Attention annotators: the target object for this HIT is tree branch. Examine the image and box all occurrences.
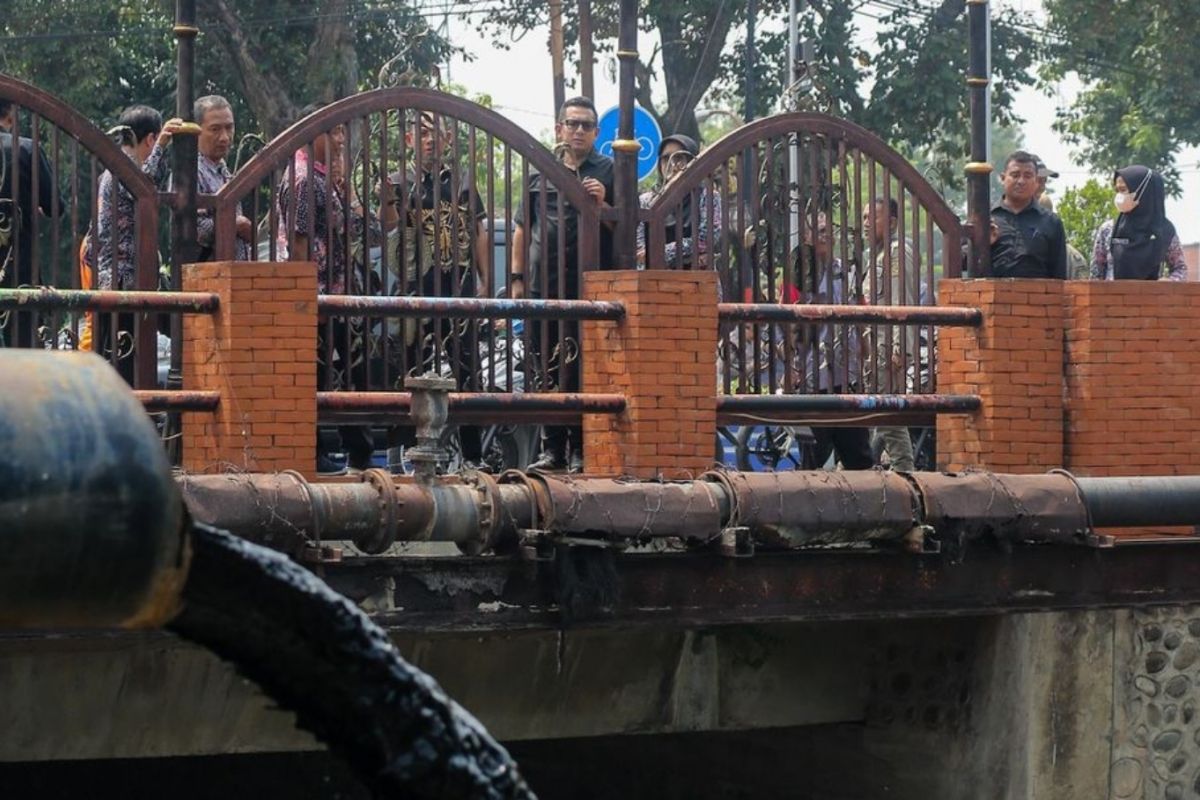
[200,0,298,135]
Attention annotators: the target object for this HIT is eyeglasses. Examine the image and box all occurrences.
[664,151,695,169]
[560,119,596,132]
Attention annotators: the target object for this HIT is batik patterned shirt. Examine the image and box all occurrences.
[275,150,381,294]
[1089,219,1187,281]
[90,141,171,290]
[197,153,250,261]
[636,186,722,268]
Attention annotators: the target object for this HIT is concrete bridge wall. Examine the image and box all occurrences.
[5,609,1200,798]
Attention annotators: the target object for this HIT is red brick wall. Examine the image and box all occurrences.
[1064,282,1200,478]
[937,279,1066,473]
[181,262,317,475]
[581,271,718,478]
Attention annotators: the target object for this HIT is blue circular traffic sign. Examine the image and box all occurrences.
[596,105,663,182]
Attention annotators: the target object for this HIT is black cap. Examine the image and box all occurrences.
[660,134,699,159]
[1034,156,1059,179]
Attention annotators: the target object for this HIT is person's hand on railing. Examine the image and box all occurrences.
[158,118,184,146]
[582,177,606,207]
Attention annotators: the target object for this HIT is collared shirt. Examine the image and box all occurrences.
[514,147,614,297]
[89,141,171,290]
[989,199,1067,279]
[1089,219,1187,282]
[388,165,485,296]
[275,150,381,295]
[196,153,250,261]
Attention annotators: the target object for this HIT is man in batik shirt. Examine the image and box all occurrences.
[194,95,251,261]
[83,105,180,382]
[277,103,390,472]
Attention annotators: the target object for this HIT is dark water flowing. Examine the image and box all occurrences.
[167,523,535,800]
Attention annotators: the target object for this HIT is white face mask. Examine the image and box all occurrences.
[1115,170,1153,214]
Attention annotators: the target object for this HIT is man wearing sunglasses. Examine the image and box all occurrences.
[513,96,614,473]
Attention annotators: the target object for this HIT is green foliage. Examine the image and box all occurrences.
[1055,177,1112,260]
[478,0,1042,194]
[0,0,448,137]
[1042,0,1197,194]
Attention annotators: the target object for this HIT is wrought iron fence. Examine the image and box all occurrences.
[643,113,967,402]
[211,88,604,409]
[0,75,165,387]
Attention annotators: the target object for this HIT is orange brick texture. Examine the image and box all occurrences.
[936,279,1066,473]
[1063,282,1200,479]
[581,271,719,478]
[181,262,318,476]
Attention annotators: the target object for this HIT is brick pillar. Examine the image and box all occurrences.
[936,279,1066,473]
[1064,283,1200,536]
[581,270,718,478]
[181,262,317,476]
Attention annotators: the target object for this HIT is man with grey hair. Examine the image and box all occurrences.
[194,95,251,260]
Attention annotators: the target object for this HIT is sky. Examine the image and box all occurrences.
[432,0,1198,243]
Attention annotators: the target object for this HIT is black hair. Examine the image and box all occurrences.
[1003,150,1038,172]
[118,105,163,145]
[297,102,326,120]
[870,197,899,219]
[0,100,12,119]
[558,96,597,124]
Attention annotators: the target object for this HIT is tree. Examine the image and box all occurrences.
[477,0,1041,192]
[1055,177,1111,262]
[1042,0,1199,194]
[0,0,449,138]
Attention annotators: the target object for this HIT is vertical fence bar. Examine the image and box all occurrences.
[966,0,992,278]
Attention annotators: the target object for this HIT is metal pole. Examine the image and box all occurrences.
[787,0,802,260]
[549,0,567,116]
[170,0,201,462]
[579,0,595,100]
[966,0,992,278]
[612,0,639,270]
[744,0,757,123]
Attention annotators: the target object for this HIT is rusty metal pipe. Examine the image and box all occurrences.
[531,474,729,542]
[0,288,219,313]
[718,302,983,326]
[178,471,512,555]
[317,392,627,420]
[718,394,982,414]
[0,351,188,628]
[135,390,221,412]
[318,294,625,321]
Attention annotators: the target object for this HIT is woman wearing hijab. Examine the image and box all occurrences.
[636,133,721,268]
[1090,165,1187,281]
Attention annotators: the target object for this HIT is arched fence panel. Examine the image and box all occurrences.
[212,88,604,405]
[0,74,163,387]
[645,113,965,400]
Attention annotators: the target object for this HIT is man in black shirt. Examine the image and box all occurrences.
[388,111,490,467]
[988,150,1067,279]
[512,96,614,472]
[1,99,60,347]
